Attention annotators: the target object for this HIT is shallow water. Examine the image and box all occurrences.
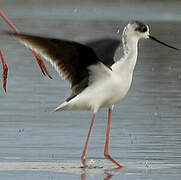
[0,0,181,180]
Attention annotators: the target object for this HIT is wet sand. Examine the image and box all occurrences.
[0,0,181,179]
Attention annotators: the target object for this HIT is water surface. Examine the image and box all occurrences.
[0,0,181,179]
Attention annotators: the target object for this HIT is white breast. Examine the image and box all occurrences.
[67,69,133,112]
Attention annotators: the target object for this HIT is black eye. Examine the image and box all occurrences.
[136,24,148,33]
[141,25,147,32]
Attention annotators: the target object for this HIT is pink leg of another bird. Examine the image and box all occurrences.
[0,8,52,79]
[104,107,123,168]
[81,113,96,168]
[0,49,8,92]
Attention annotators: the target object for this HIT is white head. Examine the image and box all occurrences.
[123,21,179,50]
[125,21,149,40]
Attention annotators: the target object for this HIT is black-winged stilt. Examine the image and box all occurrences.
[7,21,179,168]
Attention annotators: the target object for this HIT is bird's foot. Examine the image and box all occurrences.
[104,152,123,169]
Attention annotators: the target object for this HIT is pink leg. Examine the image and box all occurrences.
[0,49,8,92]
[0,8,52,79]
[30,50,53,79]
[104,108,123,168]
[81,113,96,168]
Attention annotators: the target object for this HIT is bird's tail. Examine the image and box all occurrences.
[54,101,70,112]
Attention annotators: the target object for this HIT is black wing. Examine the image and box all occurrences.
[8,32,104,95]
[86,38,120,66]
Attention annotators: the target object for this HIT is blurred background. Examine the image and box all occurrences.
[0,0,181,180]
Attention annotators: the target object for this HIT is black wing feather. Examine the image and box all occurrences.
[7,32,100,94]
[86,38,120,66]
[7,32,120,101]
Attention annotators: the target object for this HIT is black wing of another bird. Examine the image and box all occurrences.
[85,38,120,67]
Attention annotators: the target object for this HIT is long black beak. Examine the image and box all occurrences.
[149,35,179,51]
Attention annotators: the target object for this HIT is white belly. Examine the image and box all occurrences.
[67,72,133,111]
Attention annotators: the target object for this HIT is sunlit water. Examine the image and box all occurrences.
[0,0,181,180]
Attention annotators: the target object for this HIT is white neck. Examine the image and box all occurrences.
[112,29,139,74]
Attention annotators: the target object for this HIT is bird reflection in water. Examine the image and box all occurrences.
[81,167,121,180]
